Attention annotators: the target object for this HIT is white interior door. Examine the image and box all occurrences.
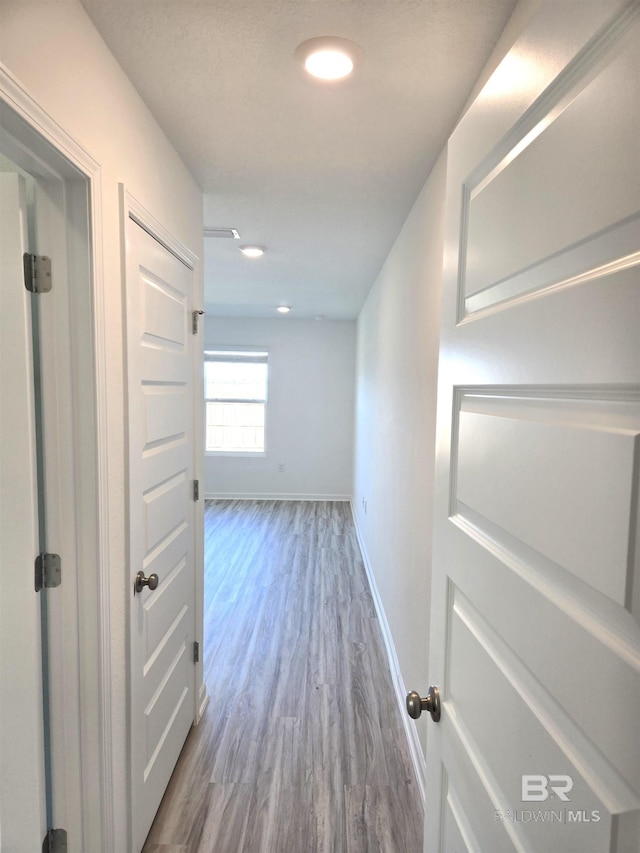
[425,3,640,852]
[126,211,197,852]
[0,172,47,849]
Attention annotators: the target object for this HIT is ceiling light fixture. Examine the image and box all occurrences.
[240,245,265,258]
[295,37,363,81]
[277,306,291,314]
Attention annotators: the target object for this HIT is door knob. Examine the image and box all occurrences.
[134,571,159,594]
[406,685,441,722]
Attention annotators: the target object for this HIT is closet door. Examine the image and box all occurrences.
[125,212,197,852]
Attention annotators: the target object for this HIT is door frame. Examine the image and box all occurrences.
[0,64,115,849]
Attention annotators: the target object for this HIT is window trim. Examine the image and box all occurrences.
[204,348,269,457]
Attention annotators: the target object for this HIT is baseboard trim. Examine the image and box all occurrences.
[350,502,427,811]
[205,492,351,502]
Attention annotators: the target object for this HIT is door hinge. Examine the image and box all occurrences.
[35,553,61,592]
[193,479,200,501]
[24,253,52,293]
[193,640,200,663]
[42,828,67,853]
[192,309,205,334]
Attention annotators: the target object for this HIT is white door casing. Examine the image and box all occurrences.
[125,200,198,852]
[426,3,640,853]
[2,65,115,851]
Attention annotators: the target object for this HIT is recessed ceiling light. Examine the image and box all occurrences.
[295,37,363,81]
[240,245,265,258]
[277,306,291,314]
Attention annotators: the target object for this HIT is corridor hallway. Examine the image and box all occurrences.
[143,500,423,852]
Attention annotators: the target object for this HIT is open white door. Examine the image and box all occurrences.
[425,3,640,852]
[125,204,198,851]
[0,172,48,849]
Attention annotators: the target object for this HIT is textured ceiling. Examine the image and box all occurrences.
[80,0,517,319]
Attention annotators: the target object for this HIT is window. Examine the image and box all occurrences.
[205,350,268,454]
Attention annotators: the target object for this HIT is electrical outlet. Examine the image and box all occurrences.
[278,462,285,473]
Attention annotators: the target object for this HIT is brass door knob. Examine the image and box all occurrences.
[134,571,159,594]
[406,686,441,722]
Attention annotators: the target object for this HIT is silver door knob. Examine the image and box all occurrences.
[134,571,159,594]
[406,685,441,722]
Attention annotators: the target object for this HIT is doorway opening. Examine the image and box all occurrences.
[0,83,112,850]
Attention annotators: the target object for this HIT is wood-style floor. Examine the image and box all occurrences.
[143,500,423,853]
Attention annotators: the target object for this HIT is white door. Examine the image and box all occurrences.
[0,173,47,849]
[425,3,640,852]
[125,212,197,851]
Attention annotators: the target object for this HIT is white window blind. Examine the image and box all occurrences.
[204,350,268,453]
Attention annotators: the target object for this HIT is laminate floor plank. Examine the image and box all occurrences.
[143,500,423,852]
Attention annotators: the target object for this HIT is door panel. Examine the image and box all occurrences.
[126,217,196,852]
[0,172,47,849]
[465,18,639,302]
[455,392,636,603]
[426,3,640,852]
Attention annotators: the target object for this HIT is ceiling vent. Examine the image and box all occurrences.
[204,227,240,239]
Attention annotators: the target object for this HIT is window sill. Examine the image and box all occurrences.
[206,450,267,459]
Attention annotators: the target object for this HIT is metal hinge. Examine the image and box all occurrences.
[192,309,205,334]
[24,253,52,293]
[193,641,200,663]
[193,479,200,501]
[35,553,61,592]
[42,828,67,853]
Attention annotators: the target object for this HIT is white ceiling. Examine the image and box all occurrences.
[80,0,517,319]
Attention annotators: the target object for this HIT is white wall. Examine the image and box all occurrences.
[350,1,529,776]
[352,151,447,759]
[205,316,355,499]
[0,3,203,850]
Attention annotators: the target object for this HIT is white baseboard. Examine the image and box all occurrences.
[205,492,351,501]
[350,502,427,811]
